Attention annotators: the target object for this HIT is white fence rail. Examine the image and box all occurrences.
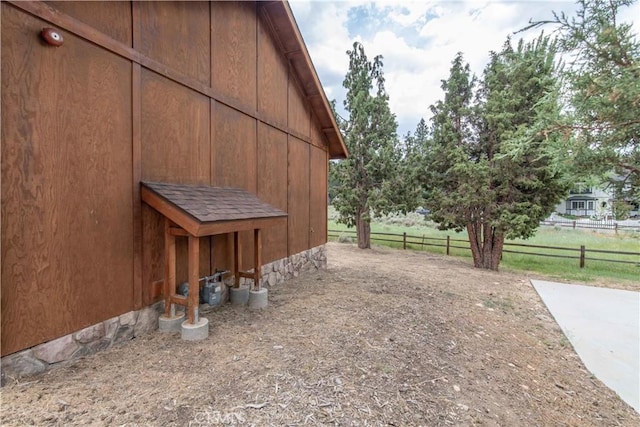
[541,216,640,231]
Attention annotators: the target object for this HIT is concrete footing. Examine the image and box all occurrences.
[158,312,185,333]
[181,318,209,341]
[249,288,268,309]
[230,285,250,306]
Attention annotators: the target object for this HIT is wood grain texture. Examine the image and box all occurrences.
[211,1,257,110]
[257,123,288,263]
[140,70,211,292]
[46,1,132,46]
[2,0,333,355]
[133,63,143,308]
[258,13,288,127]
[309,146,329,248]
[310,114,329,150]
[141,71,210,184]
[287,137,310,256]
[138,1,210,86]
[288,77,311,139]
[1,5,133,356]
[212,102,257,269]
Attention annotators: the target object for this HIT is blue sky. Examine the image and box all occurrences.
[289,0,640,137]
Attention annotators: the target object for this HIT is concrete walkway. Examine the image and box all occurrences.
[531,280,639,412]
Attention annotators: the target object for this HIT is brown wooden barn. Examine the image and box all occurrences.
[1,0,347,377]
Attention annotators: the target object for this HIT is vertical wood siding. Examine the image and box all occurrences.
[1,1,332,356]
[309,146,329,248]
[211,1,257,111]
[1,4,133,355]
[140,70,212,290]
[258,18,288,127]
[287,137,311,256]
[45,1,133,46]
[137,1,210,86]
[257,123,289,263]
[211,103,257,270]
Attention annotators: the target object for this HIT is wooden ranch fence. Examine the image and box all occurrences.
[328,229,640,269]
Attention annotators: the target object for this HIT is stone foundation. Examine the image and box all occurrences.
[0,301,164,386]
[0,244,326,384]
[245,244,327,288]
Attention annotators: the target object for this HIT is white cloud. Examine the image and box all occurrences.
[290,0,639,136]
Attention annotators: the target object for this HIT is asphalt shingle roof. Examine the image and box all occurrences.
[141,182,287,224]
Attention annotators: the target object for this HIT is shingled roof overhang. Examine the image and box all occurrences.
[262,1,348,160]
[141,182,288,237]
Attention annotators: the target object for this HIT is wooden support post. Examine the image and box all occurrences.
[254,228,262,290]
[233,231,241,288]
[446,236,450,256]
[164,218,176,317]
[579,245,586,269]
[188,235,200,324]
[403,232,407,250]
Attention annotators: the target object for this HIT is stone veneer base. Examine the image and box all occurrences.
[0,244,327,385]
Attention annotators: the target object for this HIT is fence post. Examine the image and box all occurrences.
[572,220,576,229]
[580,245,585,268]
[403,232,407,250]
[615,223,618,234]
[446,236,450,255]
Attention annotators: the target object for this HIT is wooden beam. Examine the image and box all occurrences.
[196,216,286,237]
[169,227,190,237]
[132,60,143,309]
[188,235,200,324]
[254,228,262,290]
[8,0,347,160]
[169,294,188,306]
[233,232,242,287]
[141,186,201,236]
[163,218,176,317]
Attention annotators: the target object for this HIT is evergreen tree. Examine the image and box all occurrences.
[331,42,408,249]
[423,39,569,270]
[523,0,640,199]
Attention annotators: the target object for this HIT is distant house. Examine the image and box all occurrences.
[555,183,638,218]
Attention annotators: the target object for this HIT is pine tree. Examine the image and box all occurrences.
[424,39,570,270]
[331,42,407,249]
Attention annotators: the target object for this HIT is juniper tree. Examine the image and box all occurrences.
[423,39,569,270]
[331,42,410,249]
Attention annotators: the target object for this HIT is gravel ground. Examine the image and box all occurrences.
[1,242,638,426]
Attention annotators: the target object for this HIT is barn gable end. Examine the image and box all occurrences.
[1,0,346,372]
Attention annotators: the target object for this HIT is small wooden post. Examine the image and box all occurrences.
[254,228,262,290]
[188,235,200,324]
[403,232,407,250]
[233,231,241,288]
[446,236,450,255]
[572,220,576,229]
[163,218,176,317]
[579,245,586,269]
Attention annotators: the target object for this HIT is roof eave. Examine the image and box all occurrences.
[261,1,348,160]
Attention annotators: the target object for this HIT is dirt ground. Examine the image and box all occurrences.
[1,242,638,426]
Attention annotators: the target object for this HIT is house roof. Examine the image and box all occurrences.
[566,195,599,201]
[262,1,347,159]
[141,182,287,237]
